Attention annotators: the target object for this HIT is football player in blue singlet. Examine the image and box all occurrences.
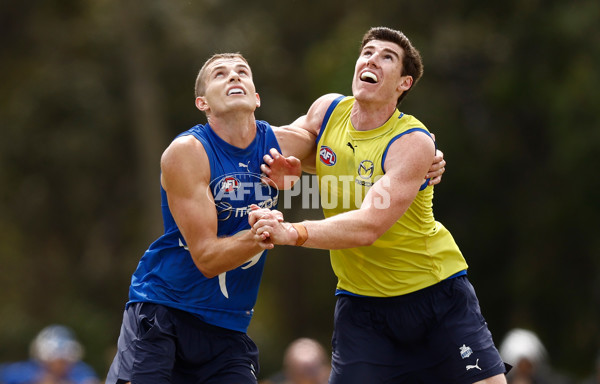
[105,53,313,384]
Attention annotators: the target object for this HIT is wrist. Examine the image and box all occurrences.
[291,223,308,246]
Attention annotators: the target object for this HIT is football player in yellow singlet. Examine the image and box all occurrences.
[251,27,508,384]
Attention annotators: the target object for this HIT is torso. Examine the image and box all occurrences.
[316,96,468,297]
[128,120,280,332]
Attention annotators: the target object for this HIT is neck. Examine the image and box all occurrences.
[208,112,257,148]
[350,100,397,131]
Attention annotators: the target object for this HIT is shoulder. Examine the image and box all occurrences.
[384,128,435,172]
[389,116,434,150]
[175,123,207,140]
[309,93,347,116]
[397,113,428,132]
[255,120,276,138]
[255,120,272,129]
[384,113,435,171]
[161,133,209,177]
[303,93,347,135]
[163,134,206,160]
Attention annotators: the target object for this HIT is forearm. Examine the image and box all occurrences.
[266,208,383,250]
[189,232,266,278]
[298,209,383,249]
[252,166,421,250]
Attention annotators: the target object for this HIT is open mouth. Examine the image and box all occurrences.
[360,71,378,84]
[227,87,246,96]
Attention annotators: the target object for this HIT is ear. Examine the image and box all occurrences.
[397,75,413,92]
[255,93,261,108]
[196,96,209,112]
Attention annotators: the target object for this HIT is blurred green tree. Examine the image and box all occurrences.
[0,0,598,380]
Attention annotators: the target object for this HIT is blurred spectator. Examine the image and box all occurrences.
[499,328,573,384]
[581,352,600,384]
[261,338,330,384]
[0,325,100,384]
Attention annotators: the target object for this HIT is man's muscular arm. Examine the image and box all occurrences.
[161,136,272,278]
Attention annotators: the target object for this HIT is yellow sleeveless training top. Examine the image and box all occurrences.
[315,96,468,297]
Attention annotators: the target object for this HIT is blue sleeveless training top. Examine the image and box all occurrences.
[128,120,280,332]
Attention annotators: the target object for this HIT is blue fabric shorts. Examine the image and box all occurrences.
[329,276,507,384]
[105,302,259,384]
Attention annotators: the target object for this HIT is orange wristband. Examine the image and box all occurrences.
[291,223,308,246]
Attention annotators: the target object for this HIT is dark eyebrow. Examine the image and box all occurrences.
[382,48,400,60]
[362,44,401,60]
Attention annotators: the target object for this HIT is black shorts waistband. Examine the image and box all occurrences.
[336,272,468,305]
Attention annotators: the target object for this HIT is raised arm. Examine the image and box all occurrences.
[251,130,436,249]
[273,93,344,174]
[161,136,269,278]
[260,94,344,188]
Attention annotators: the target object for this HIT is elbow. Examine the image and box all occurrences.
[198,268,218,279]
[352,212,393,247]
[355,229,381,247]
[195,262,218,279]
[190,251,220,279]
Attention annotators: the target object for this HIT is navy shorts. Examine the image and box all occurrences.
[106,302,259,384]
[329,276,507,384]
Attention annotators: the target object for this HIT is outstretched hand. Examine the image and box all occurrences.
[260,148,302,190]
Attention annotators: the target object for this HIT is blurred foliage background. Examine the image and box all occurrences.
[1,0,599,381]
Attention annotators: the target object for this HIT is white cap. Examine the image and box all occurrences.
[499,328,547,366]
[29,325,83,363]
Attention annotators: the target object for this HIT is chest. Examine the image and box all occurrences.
[318,126,387,190]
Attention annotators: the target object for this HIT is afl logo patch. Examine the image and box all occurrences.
[208,172,279,221]
[319,146,337,166]
[221,176,240,192]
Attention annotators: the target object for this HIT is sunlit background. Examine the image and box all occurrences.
[1,0,599,381]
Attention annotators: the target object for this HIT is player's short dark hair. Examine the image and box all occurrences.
[360,27,424,105]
